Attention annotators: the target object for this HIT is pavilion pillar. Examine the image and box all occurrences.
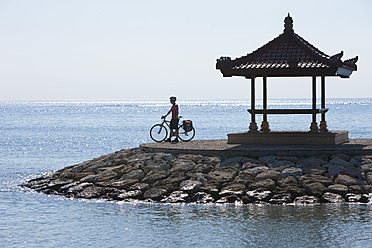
[249,76,258,132]
[260,75,270,132]
[310,75,319,132]
[319,75,328,132]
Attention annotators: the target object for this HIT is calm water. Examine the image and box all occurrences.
[1,99,372,248]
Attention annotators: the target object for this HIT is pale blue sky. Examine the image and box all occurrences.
[0,0,371,100]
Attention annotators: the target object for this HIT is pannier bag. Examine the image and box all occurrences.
[183,120,193,132]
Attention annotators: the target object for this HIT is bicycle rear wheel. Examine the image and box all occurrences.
[150,124,168,142]
[178,126,195,142]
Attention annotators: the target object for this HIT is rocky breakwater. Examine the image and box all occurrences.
[22,148,372,205]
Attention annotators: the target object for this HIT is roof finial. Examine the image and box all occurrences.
[284,13,293,32]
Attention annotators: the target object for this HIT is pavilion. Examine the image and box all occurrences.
[216,14,358,145]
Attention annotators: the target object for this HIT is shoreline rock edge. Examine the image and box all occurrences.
[22,147,372,205]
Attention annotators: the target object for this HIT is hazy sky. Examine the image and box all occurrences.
[0,0,371,100]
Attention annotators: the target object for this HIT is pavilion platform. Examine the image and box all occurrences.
[140,139,372,157]
[227,130,349,145]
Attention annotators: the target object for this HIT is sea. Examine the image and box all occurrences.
[1,98,372,248]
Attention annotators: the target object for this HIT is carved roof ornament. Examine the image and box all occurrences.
[216,14,358,78]
[284,13,293,32]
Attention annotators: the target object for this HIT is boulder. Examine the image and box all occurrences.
[117,190,143,200]
[187,172,208,183]
[293,195,320,204]
[361,164,372,173]
[247,179,276,191]
[330,153,351,162]
[302,167,327,175]
[334,174,362,186]
[246,190,272,202]
[328,165,344,177]
[120,169,145,181]
[366,172,372,185]
[267,160,296,168]
[298,174,333,187]
[301,157,326,167]
[106,179,138,190]
[220,156,253,168]
[207,167,239,184]
[321,192,345,203]
[129,182,150,192]
[282,167,303,179]
[255,170,281,181]
[304,182,327,198]
[343,167,362,178]
[170,159,196,173]
[329,157,354,167]
[161,191,190,203]
[216,195,242,204]
[142,159,170,174]
[220,183,246,196]
[348,185,369,194]
[277,156,300,164]
[198,180,220,195]
[191,192,215,203]
[143,187,168,200]
[345,193,362,203]
[243,166,269,177]
[141,170,169,184]
[75,186,105,199]
[194,163,214,174]
[328,184,348,196]
[269,193,292,204]
[179,180,202,192]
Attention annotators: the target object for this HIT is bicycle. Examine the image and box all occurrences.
[150,116,195,142]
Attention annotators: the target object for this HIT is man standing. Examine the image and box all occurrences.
[162,96,179,143]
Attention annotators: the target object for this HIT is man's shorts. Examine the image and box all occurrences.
[170,118,179,129]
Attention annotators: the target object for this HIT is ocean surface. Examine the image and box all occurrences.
[1,98,372,248]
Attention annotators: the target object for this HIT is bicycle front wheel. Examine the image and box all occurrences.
[150,124,168,142]
[178,126,195,142]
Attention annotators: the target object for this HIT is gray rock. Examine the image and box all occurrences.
[330,154,351,162]
[350,157,361,166]
[187,172,208,183]
[117,190,143,200]
[161,191,190,203]
[366,172,372,184]
[328,165,344,177]
[207,167,239,184]
[216,195,242,204]
[301,157,326,167]
[75,186,105,199]
[141,170,169,184]
[282,167,303,179]
[194,163,214,174]
[143,187,168,200]
[258,156,277,164]
[142,159,170,174]
[334,174,361,186]
[255,170,281,181]
[361,164,372,173]
[328,184,348,196]
[321,192,345,203]
[305,182,327,198]
[277,156,300,164]
[269,193,292,204]
[120,169,145,181]
[152,153,173,162]
[348,185,369,194]
[345,193,362,202]
[109,179,138,189]
[293,196,320,204]
[299,174,333,187]
[177,154,204,163]
[329,157,354,167]
[247,179,276,191]
[243,166,269,177]
[267,160,296,168]
[129,182,150,192]
[220,156,254,169]
[302,166,327,175]
[191,192,215,203]
[179,180,202,192]
[246,190,272,202]
[220,183,246,196]
[343,167,362,178]
[66,182,92,194]
[79,174,99,183]
[170,159,196,173]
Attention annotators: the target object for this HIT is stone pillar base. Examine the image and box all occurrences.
[319,121,328,133]
[249,122,259,133]
[310,122,319,133]
[260,121,271,133]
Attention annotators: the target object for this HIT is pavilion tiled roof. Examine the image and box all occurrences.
[216,14,358,78]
